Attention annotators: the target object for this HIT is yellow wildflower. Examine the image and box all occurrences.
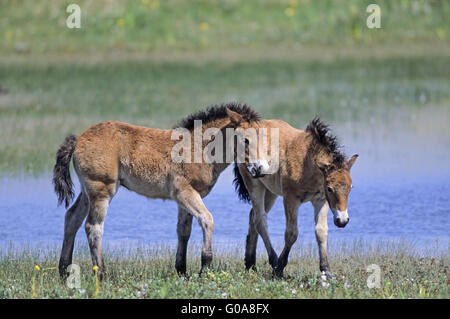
[150,1,160,9]
[34,265,40,271]
[93,265,99,272]
[436,28,446,40]
[166,35,176,45]
[4,30,13,40]
[285,7,295,17]
[117,18,126,27]
[199,22,209,31]
[289,0,299,7]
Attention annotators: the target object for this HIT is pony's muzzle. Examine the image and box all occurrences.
[247,160,270,178]
[333,210,349,228]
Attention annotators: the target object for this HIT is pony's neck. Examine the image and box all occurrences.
[303,133,331,166]
[196,118,233,177]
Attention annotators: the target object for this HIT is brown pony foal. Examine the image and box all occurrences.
[53,103,261,278]
[234,117,358,278]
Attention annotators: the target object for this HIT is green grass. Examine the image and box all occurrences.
[1,0,449,54]
[1,55,449,175]
[0,242,448,298]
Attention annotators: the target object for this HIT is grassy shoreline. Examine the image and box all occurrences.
[0,242,448,299]
[2,42,450,65]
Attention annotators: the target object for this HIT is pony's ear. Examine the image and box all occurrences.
[317,160,331,175]
[347,154,359,170]
[226,107,243,125]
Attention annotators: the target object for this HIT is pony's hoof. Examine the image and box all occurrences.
[321,270,333,281]
[272,268,284,279]
[177,273,190,280]
[245,264,257,272]
[198,267,211,277]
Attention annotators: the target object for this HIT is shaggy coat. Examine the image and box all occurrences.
[53,103,260,278]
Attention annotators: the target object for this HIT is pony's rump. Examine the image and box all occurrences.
[53,134,77,208]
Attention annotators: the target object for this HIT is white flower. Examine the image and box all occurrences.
[221,292,227,297]
[321,281,330,288]
[78,289,86,294]
[344,281,351,288]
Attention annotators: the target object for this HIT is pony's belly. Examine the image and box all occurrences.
[260,174,283,196]
[120,175,171,200]
[302,191,324,203]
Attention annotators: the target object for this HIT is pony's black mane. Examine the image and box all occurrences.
[174,102,260,130]
[306,117,346,167]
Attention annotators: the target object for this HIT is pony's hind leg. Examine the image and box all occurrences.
[245,191,277,271]
[59,193,89,278]
[84,181,117,279]
[249,186,278,271]
[175,206,193,276]
[173,185,214,274]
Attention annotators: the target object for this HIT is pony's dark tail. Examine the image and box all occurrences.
[233,163,251,203]
[53,135,77,208]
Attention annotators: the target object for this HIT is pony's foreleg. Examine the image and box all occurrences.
[275,196,300,277]
[59,193,89,278]
[174,187,214,274]
[313,200,331,279]
[244,208,258,270]
[245,192,277,271]
[250,187,278,271]
[175,206,193,276]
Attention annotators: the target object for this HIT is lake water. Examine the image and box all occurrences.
[0,105,449,257]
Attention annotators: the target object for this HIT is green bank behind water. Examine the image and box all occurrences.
[1,55,449,175]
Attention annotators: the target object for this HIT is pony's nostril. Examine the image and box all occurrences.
[335,217,348,228]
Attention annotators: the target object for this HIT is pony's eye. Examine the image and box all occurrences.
[327,186,333,193]
[244,139,250,145]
